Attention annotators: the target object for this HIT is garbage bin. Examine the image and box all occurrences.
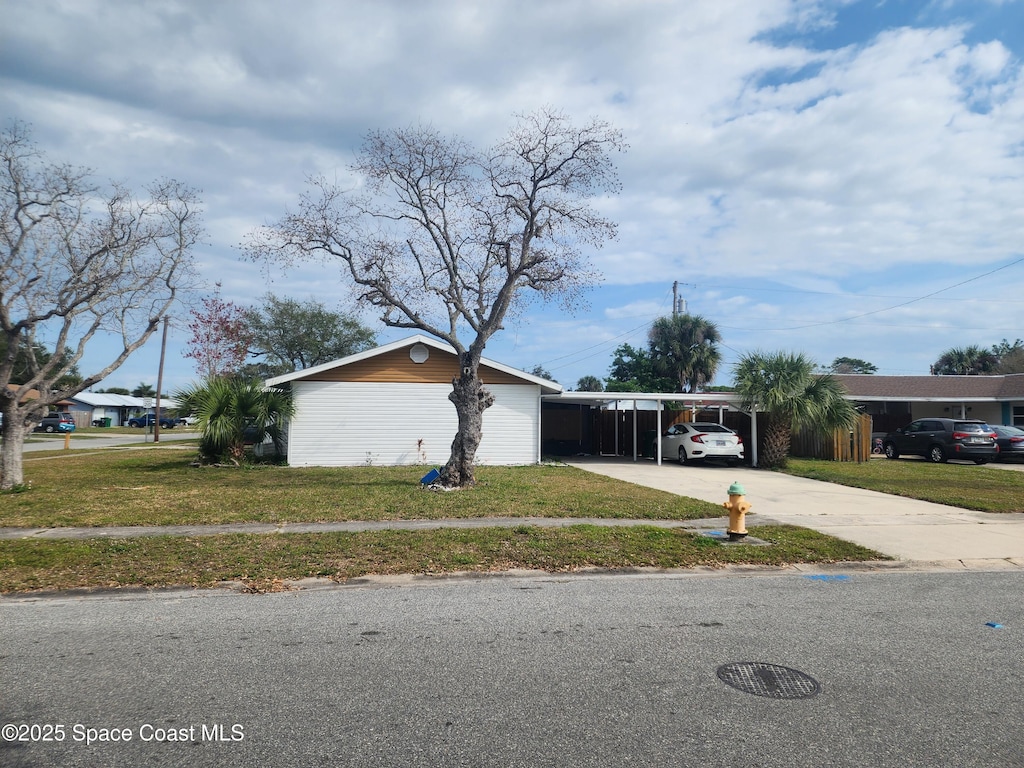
[103,417,112,428]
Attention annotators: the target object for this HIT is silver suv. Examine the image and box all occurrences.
[883,418,997,464]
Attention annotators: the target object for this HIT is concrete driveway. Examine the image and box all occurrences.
[567,457,1024,569]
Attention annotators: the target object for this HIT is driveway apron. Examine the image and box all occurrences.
[567,458,1024,568]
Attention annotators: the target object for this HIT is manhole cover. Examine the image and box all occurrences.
[716,662,821,699]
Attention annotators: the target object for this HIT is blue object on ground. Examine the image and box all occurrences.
[985,622,1004,629]
[804,574,850,582]
[420,468,440,484]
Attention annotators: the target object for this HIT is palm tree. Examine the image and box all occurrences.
[931,345,998,375]
[174,378,294,465]
[733,351,857,469]
[575,375,604,392]
[648,314,722,392]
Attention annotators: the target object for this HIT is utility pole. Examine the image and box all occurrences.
[672,281,694,317]
[154,316,169,443]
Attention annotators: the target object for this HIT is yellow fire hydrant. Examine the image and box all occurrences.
[722,481,752,542]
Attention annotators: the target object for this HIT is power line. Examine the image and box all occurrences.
[714,257,1024,332]
[537,257,1023,378]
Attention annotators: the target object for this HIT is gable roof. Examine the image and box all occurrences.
[265,334,563,394]
[833,374,1024,401]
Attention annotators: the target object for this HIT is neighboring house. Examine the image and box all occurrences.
[832,374,1024,431]
[265,335,562,467]
[68,393,180,427]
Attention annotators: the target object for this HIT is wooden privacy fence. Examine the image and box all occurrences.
[791,413,873,462]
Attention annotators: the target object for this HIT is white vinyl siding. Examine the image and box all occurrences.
[286,381,540,467]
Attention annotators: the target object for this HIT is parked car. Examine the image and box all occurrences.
[127,414,176,429]
[177,414,199,426]
[33,412,76,433]
[992,425,1024,461]
[882,418,997,464]
[660,421,744,465]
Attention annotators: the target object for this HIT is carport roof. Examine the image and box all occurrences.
[543,390,748,409]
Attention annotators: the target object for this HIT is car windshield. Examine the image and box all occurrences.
[695,424,731,433]
[954,422,991,433]
[996,425,1024,436]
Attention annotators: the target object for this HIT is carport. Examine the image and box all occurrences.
[541,392,761,467]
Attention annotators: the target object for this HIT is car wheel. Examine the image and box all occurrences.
[44,425,56,433]
[884,443,899,460]
[973,459,988,465]
[678,447,688,465]
[928,445,946,463]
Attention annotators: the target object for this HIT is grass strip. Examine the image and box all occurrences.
[0,524,886,594]
[5,451,722,527]
[782,458,1024,513]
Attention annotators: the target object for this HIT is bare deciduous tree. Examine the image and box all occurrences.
[0,122,201,489]
[247,109,624,487]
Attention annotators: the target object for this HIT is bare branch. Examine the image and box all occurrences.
[1,121,202,488]
[244,108,624,485]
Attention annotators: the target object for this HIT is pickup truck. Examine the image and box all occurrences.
[127,414,176,429]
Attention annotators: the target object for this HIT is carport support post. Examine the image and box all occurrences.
[750,403,758,467]
[613,400,619,457]
[626,403,634,462]
[656,399,663,466]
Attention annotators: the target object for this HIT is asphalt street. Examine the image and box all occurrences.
[2,568,1021,767]
[19,430,197,453]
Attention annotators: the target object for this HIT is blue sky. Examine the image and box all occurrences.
[2,0,1023,392]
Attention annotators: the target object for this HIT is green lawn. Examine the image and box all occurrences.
[0,524,884,593]
[783,457,1024,513]
[0,448,892,592]
[6,447,724,528]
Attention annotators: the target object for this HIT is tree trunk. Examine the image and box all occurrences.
[439,365,494,488]
[760,416,793,469]
[0,404,34,490]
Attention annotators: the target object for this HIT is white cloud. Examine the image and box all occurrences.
[604,300,666,320]
[2,0,1023,389]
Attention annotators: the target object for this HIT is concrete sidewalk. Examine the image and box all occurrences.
[567,457,1024,569]
[0,516,722,541]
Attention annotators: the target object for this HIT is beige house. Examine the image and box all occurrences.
[832,374,1024,432]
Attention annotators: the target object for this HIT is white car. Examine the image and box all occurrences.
[660,422,744,465]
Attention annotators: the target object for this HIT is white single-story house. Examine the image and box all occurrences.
[265,335,562,467]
